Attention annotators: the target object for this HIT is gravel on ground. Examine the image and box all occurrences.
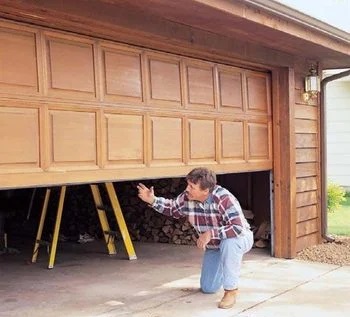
[296,235,350,266]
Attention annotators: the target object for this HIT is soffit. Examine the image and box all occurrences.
[1,0,349,68]
[100,0,350,69]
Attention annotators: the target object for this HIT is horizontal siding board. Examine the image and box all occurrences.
[296,176,317,192]
[327,81,350,188]
[296,191,317,208]
[327,143,350,154]
[327,122,350,133]
[296,162,318,177]
[296,205,318,222]
[296,232,320,252]
[296,218,318,237]
[295,104,317,120]
[296,148,317,163]
[327,132,350,143]
[327,109,350,122]
[295,119,317,134]
[295,133,317,148]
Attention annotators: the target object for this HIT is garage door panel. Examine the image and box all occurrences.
[150,116,183,164]
[0,27,38,93]
[0,106,40,168]
[105,112,144,165]
[45,35,96,99]
[147,54,182,108]
[102,46,143,103]
[246,73,270,114]
[188,118,216,162]
[248,122,270,160]
[218,67,244,112]
[185,62,215,111]
[220,120,244,161]
[49,110,97,167]
[0,21,273,188]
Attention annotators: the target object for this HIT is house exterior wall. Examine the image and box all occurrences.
[294,66,322,253]
[326,80,350,190]
[0,0,332,258]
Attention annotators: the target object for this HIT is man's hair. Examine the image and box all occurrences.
[186,167,217,191]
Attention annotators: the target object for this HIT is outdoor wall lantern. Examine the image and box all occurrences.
[302,65,320,102]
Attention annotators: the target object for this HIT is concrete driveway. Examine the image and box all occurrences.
[0,239,349,317]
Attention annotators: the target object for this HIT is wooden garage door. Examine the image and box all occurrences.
[0,20,272,189]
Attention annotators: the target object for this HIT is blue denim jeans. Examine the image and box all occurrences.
[200,230,254,293]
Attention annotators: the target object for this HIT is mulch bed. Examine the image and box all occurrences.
[297,236,350,266]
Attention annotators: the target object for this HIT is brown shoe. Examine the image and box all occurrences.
[218,289,238,309]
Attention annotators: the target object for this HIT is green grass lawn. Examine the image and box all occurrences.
[328,196,350,236]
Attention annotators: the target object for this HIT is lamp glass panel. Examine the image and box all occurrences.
[305,75,320,92]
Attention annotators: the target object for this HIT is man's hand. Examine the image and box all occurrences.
[196,230,212,250]
[137,183,155,205]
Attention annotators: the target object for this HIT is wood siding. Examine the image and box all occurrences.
[294,69,322,252]
[0,20,272,189]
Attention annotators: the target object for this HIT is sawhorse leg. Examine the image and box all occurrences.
[90,184,116,255]
[32,188,51,263]
[105,182,137,260]
[32,183,136,267]
[48,186,66,269]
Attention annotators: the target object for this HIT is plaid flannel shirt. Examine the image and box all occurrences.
[151,185,250,249]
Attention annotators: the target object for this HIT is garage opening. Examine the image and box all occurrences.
[0,171,272,259]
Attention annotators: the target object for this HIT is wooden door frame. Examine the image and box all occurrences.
[272,67,297,258]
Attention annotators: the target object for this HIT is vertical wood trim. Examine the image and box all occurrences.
[179,60,186,108]
[95,41,104,102]
[181,60,189,110]
[41,103,50,170]
[35,29,44,95]
[272,67,296,258]
[37,30,46,169]
[93,40,100,100]
[144,113,151,166]
[213,65,220,111]
[241,72,248,113]
[96,108,103,168]
[243,120,249,161]
[141,51,149,105]
[216,118,222,163]
[316,85,323,242]
[38,104,45,170]
[183,116,189,164]
[215,118,220,163]
[40,30,49,96]
[242,71,249,162]
[268,121,273,161]
[101,108,107,168]
[316,62,323,242]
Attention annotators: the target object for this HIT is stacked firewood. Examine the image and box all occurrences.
[38,179,270,249]
[117,178,197,245]
[119,181,271,248]
[243,209,271,249]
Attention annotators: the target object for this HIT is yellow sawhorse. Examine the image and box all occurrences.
[31,183,137,269]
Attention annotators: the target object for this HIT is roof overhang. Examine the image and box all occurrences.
[0,0,349,69]
[122,0,350,69]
